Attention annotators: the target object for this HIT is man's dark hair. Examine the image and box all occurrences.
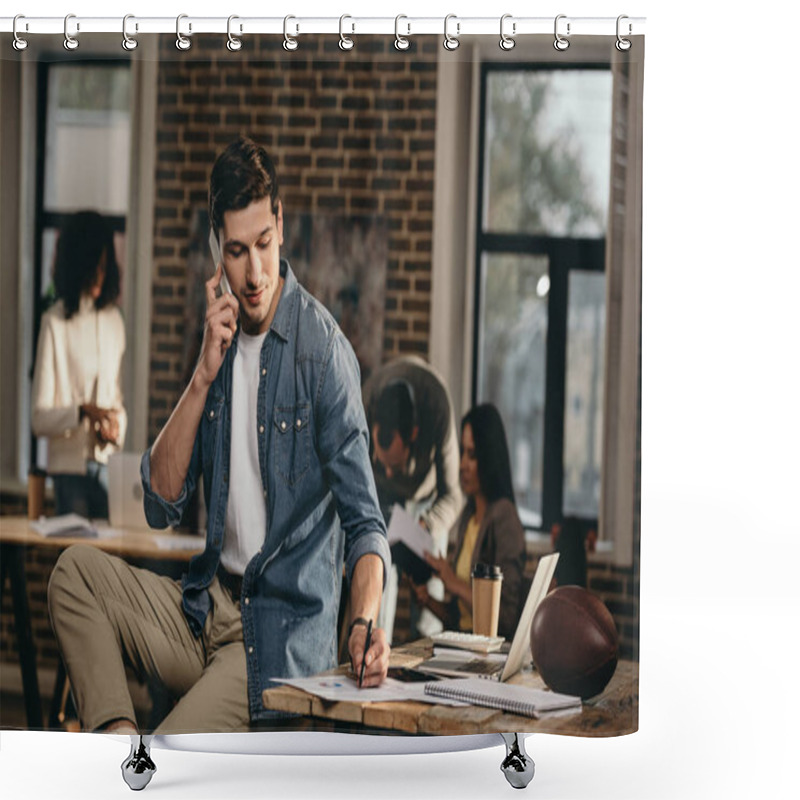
[375,380,416,449]
[209,136,281,235]
[53,211,120,320]
[462,403,516,506]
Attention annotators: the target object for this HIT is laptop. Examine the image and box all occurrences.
[415,552,559,682]
[108,452,150,530]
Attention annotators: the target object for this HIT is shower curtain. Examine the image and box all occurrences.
[0,17,643,743]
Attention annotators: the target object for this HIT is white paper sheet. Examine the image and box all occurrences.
[270,675,468,706]
[153,535,205,551]
[30,513,97,538]
[385,504,433,560]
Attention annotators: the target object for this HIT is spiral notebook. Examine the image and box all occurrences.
[424,677,581,719]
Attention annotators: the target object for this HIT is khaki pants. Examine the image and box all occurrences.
[47,545,249,734]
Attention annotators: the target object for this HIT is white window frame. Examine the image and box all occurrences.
[0,37,158,492]
[430,37,642,566]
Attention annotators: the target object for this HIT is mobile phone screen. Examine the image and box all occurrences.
[208,229,232,295]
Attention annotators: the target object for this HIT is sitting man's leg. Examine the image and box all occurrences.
[155,579,250,734]
[48,545,206,733]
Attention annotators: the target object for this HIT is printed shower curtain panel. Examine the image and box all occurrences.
[0,17,643,789]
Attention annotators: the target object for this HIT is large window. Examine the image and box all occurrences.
[474,65,612,531]
[30,61,132,471]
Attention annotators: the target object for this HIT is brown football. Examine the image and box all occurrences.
[530,586,619,699]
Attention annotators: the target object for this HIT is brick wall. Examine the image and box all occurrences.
[147,34,439,440]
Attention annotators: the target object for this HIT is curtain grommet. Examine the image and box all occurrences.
[394,15,410,51]
[13,15,29,51]
[554,14,570,51]
[176,14,191,51]
[122,14,138,51]
[63,14,79,51]
[227,15,242,52]
[443,13,460,51]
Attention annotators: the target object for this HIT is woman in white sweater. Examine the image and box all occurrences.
[31,211,127,518]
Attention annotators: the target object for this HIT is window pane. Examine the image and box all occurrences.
[44,65,131,215]
[563,271,606,517]
[483,70,612,237]
[476,253,549,527]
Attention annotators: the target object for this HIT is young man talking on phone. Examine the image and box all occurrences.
[48,137,391,739]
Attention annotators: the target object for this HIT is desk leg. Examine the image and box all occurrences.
[500,733,535,789]
[1,543,44,729]
[48,659,69,729]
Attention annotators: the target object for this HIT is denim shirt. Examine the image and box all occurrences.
[140,260,390,721]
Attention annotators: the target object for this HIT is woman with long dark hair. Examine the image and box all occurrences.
[31,211,127,517]
[413,403,526,638]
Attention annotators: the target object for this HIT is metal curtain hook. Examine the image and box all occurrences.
[616,15,632,51]
[443,14,460,51]
[339,14,354,51]
[63,14,79,51]
[283,15,298,51]
[553,14,570,51]
[122,15,138,51]
[176,14,191,50]
[394,15,410,51]
[499,14,515,51]
[227,15,242,51]
[12,15,28,51]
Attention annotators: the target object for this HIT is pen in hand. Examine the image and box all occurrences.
[358,619,373,689]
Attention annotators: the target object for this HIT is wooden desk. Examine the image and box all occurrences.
[0,516,203,560]
[263,640,638,737]
[0,515,203,729]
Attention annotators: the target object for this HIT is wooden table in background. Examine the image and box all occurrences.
[0,515,203,729]
[263,639,638,737]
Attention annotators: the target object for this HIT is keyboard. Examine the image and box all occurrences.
[430,631,505,654]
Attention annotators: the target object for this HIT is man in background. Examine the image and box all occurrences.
[363,355,461,640]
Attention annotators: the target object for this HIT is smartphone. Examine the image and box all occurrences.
[208,229,233,295]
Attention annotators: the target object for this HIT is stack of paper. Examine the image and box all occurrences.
[30,514,98,538]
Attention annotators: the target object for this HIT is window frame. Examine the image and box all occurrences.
[29,57,132,473]
[1,37,158,492]
[473,61,611,533]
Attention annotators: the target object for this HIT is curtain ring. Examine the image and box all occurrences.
[283,15,298,51]
[616,15,632,51]
[499,14,515,51]
[176,14,191,50]
[339,14,354,51]
[553,14,570,51]
[12,15,28,51]
[63,14,79,51]
[443,14,460,51]
[122,15,138,51]
[394,15,410,51]
[227,15,242,51]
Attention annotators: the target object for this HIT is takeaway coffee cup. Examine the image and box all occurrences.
[471,563,503,637]
[28,468,46,520]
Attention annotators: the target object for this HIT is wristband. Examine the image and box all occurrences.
[348,617,370,638]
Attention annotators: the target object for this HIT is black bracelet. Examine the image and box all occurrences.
[348,617,371,638]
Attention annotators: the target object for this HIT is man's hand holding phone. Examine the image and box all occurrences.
[208,230,233,296]
[195,262,238,389]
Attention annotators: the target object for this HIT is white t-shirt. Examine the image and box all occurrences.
[221,330,268,576]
